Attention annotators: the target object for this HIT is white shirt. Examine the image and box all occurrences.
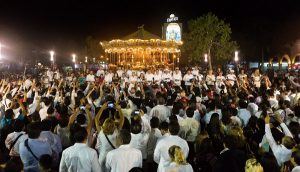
[206,74,215,86]
[162,73,172,82]
[59,143,100,172]
[106,144,142,172]
[183,74,194,86]
[86,74,95,82]
[172,72,182,86]
[292,166,300,172]
[165,162,194,172]
[179,117,199,142]
[226,74,237,86]
[149,105,171,122]
[104,73,113,83]
[130,133,149,159]
[145,73,154,82]
[39,104,49,121]
[238,108,251,127]
[97,69,105,77]
[154,135,189,172]
[265,123,293,166]
[95,130,118,172]
[5,131,28,156]
[247,102,258,116]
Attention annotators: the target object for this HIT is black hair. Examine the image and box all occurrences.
[13,120,24,132]
[168,121,180,135]
[4,109,14,119]
[293,150,300,165]
[40,119,52,131]
[259,152,280,172]
[159,121,169,131]
[76,114,86,125]
[118,129,131,144]
[186,107,195,118]
[129,167,144,172]
[73,126,88,143]
[131,123,142,134]
[27,122,41,139]
[150,117,159,128]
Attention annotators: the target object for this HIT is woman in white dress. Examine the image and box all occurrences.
[95,103,124,172]
[164,145,194,172]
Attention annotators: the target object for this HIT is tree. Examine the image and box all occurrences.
[83,36,104,61]
[183,13,238,69]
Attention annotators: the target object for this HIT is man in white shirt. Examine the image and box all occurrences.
[154,121,189,172]
[226,69,237,86]
[59,126,100,172]
[238,100,251,127]
[183,69,194,93]
[130,122,149,160]
[39,97,51,121]
[161,69,172,83]
[149,97,171,122]
[106,130,142,172]
[5,120,28,158]
[172,67,182,86]
[179,107,200,142]
[264,114,295,166]
[86,71,95,82]
[96,66,105,77]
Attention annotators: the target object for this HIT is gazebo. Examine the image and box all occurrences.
[100,26,182,69]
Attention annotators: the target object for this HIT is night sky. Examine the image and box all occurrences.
[0,0,300,63]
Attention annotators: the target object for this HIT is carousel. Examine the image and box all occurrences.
[100,26,182,69]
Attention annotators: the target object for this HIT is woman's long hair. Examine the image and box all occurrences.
[168,145,188,165]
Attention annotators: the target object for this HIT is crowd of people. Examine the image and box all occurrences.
[0,65,300,172]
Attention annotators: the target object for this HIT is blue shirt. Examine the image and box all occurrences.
[19,138,52,172]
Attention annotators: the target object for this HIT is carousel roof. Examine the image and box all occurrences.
[122,25,161,40]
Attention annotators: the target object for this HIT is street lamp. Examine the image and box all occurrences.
[50,51,54,62]
[72,54,76,63]
[234,51,239,62]
[204,54,208,62]
[85,56,88,63]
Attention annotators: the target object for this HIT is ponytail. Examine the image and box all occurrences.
[169,145,187,165]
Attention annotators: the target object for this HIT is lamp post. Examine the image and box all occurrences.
[50,50,54,69]
[72,54,76,69]
[85,56,88,63]
[234,51,239,74]
[204,54,208,63]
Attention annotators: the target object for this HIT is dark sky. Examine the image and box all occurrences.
[0,0,300,63]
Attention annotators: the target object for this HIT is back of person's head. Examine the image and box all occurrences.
[159,121,169,131]
[239,100,248,109]
[59,117,69,128]
[209,113,220,125]
[169,115,178,123]
[31,111,41,122]
[4,109,14,119]
[3,159,23,172]
[76,114,86,125]
[27,122,41,139]
[168,145,187,165]
[245,158,263,172]
[282,136,295,149]
[39,154,52,171]
[185,107,195,118]
[117,129,131,145]
[157,96,165,105]
[40,119,52,131]
[131,123,142,134]
[259,152,280,172]
[197,137,215,154]
[73,126,87,143]
[102,118,116,135]
[150,117,159,129]
[224,126,245,149]
[43,97,52,106]
[46,106,55,115]
[292,150,300,165]
[13,120,24,132]
[168,121,180,135]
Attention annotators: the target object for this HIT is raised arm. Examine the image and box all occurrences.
[95,103,107,132]
[85,104,93,135]
[115,103,124,130]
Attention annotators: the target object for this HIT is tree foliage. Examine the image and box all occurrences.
[84,36,104,59]
[183,13,238,67]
